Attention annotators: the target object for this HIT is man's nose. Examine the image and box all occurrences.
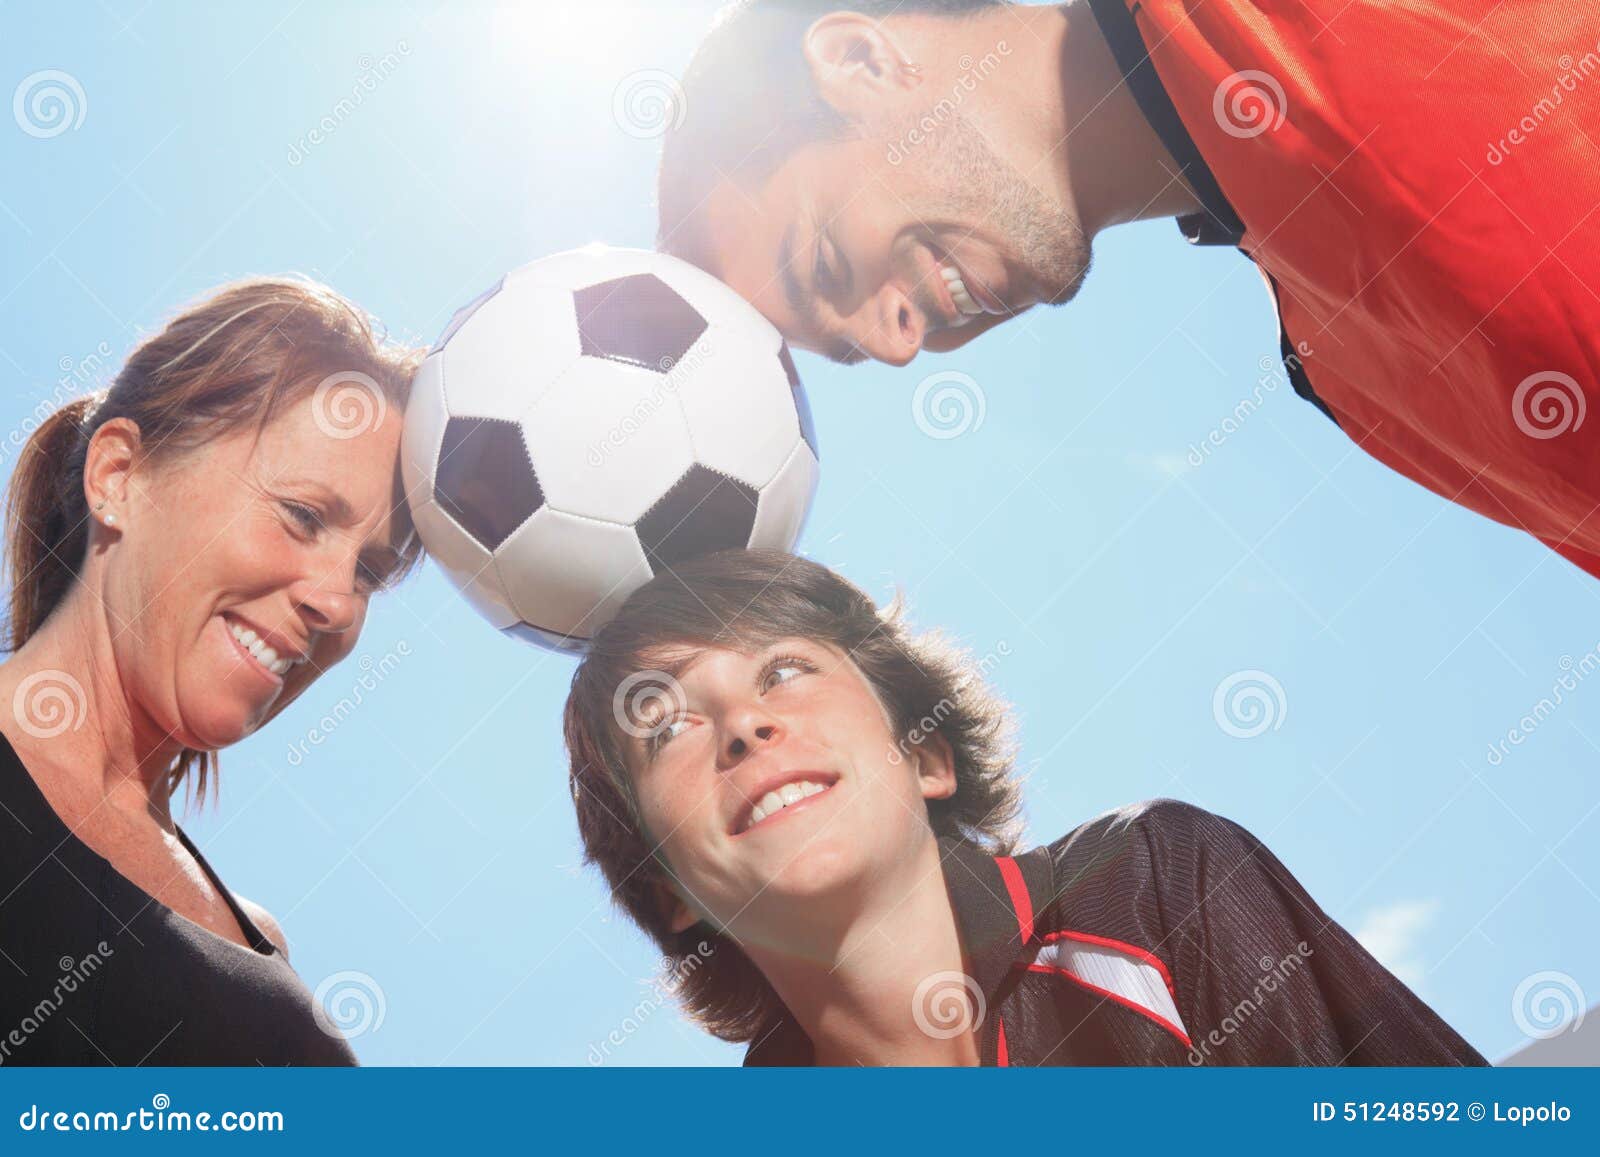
[850,283,924,365]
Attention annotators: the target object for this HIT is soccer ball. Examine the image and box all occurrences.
[401,246,821,652]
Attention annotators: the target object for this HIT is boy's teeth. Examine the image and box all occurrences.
[745,780,833,830]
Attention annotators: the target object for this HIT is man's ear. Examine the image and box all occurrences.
[913,730,958,802]
[801,12,921,121]
[652,877,700,935]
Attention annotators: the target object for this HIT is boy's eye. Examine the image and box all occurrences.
[760,655,814,692]
[648,717,692,755]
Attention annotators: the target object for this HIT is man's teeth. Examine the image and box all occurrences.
[745,780,831,830]
[940,264,987,320]
[227,621,297,677]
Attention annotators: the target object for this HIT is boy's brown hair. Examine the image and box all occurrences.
[564,548,1023,1043]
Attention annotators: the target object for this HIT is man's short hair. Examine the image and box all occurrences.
[564,548,1023,1043]
[657,0,1010,270]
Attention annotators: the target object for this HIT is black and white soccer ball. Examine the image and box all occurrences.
[402,246,820,652]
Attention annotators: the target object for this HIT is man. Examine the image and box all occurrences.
[657,0,1600,578]
[564,549,1486,1065]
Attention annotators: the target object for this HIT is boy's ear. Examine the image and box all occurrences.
[652,877,700,935]
[913,731,958,802]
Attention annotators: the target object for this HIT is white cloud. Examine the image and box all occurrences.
[1354,899,1440,991]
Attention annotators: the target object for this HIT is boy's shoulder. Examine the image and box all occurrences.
[1035,797,1263,917]
[1045,795,1250,856]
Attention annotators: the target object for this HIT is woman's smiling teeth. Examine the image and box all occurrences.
[227,620,299,677]
[744,779,832,832]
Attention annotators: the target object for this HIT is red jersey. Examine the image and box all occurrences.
[1091,0,1600,576]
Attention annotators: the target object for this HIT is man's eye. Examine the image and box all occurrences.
[813,248,833,298]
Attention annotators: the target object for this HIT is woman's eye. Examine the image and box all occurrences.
[283,501,323,535]
[355,560,383,593]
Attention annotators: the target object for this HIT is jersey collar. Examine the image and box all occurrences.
[1084,0,1246,247]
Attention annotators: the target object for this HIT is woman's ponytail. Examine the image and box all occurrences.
[4,396,97,653]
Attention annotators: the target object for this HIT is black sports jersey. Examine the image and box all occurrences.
[745,799,1486,1066]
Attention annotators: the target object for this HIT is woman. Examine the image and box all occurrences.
[0,277,420,1065]
[564,549,1486,1066]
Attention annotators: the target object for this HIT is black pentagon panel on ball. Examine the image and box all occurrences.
[432,276,505,352]
[434,416,544,552]
[573,274,708,371]
[637,464,760,575]
[778,343,820,458]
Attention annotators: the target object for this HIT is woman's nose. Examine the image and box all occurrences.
[289,577,360,636]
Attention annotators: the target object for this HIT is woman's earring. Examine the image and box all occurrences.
[899,58,923,78]
[105,514,117,527]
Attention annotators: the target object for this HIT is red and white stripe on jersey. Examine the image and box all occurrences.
[1023,929,1191,1048]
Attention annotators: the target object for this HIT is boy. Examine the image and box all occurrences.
[564,550,1485,1066]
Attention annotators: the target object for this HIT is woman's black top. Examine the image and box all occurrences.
[0,732,355,1065]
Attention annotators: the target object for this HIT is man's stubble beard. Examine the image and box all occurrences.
[914,113,1092,308]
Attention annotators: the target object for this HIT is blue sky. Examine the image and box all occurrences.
[3,1,1597,1066]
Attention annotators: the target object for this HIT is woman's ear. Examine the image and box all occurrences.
[652,877,701,935]
[82,418,143,523]
[913,731,958,802]
[801,12,922,121]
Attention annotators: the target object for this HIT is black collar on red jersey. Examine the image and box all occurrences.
[1084,0,1247,247]
[742,838,1055,1066]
